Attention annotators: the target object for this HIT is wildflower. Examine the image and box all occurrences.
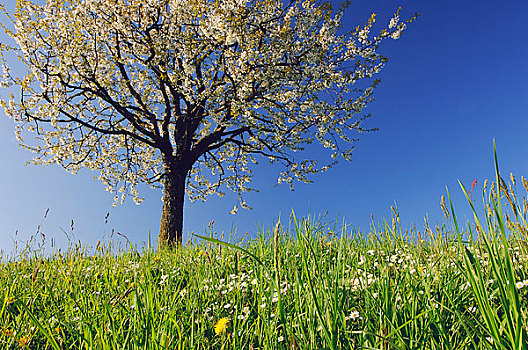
[470,178,477,195]
[278,335,284,342]
[214,318,229,335]
[515,281,525,289]
[18,336,29,347]
[159,275,169,285]
[242,306,250,314]
[349,311,360,319]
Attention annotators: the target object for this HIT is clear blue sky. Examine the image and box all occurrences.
[1,0,527,255]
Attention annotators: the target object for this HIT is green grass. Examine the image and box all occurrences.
[2,154,528,349]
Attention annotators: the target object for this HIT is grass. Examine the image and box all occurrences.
[2,154,528,349]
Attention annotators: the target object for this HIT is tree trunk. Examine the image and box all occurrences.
[159,161,187,247]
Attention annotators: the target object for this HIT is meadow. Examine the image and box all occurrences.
[2,159,528,349]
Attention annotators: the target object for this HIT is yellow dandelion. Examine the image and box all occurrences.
[214,318,229,335]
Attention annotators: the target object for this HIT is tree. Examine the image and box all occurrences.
[0,0,415,246]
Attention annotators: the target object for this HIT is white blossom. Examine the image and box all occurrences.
[389,15,399,29]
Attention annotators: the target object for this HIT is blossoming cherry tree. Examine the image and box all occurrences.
[0,0,414,246]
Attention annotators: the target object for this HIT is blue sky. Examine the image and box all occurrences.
[1,0,527,255]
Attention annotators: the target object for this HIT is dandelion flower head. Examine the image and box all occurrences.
[214,318,229,335]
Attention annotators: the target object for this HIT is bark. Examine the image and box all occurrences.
[159,160,187,247]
